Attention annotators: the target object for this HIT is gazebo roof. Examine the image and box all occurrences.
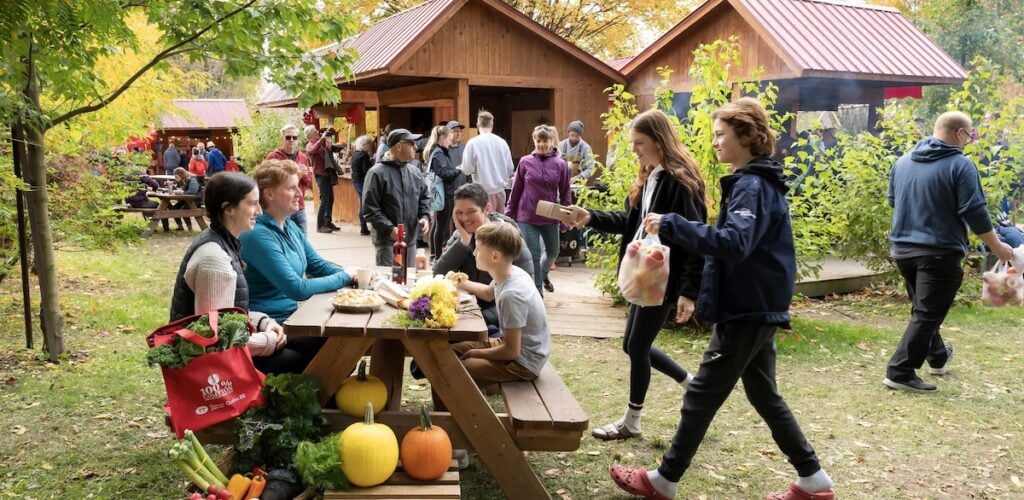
[159,99,252,130]
[257,0,624,107]
[621,0,966,84]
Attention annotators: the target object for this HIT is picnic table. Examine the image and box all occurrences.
[143,192,207,237]
[282,291,583,500]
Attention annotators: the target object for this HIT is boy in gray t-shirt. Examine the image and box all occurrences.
[453,222,550,384]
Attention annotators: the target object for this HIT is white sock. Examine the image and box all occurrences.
[680,372,695,390]
[795,469,833,493]
[646,469,678,498]
[621,404,643,433]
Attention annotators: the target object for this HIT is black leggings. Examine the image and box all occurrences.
[623,302,689,407]
[253,336,326,375]
[430,197,454,260]
[658,321,820,481]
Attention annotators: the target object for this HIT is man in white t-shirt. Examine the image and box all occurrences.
[460,110,514,213]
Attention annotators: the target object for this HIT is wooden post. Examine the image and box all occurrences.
[456,79,470,127]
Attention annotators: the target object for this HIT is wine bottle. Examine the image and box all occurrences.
[392,224,408,285]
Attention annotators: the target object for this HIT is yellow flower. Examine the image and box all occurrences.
[409,277,458,328]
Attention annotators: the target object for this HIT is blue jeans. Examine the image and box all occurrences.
[519,222,559,293]
[354,181,368,233]
[289,208,307,235]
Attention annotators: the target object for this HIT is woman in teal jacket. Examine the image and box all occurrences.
[241,159,351,373]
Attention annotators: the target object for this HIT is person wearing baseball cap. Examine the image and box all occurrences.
[362,128,431,266]
[446,120,466,168]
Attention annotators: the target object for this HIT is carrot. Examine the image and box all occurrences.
[244,474,266,499]
[225,474,251,500]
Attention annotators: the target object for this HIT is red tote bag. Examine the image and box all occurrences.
[146,308,266,438]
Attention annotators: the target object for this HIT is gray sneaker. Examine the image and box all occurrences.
[929,342,954,376]
[883,377,937,394]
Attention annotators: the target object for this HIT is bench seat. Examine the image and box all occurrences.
[500,362,588,451]
[114,205,156,215]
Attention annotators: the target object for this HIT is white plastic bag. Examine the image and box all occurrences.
[617,234,670,307]
[981,261,1024,307]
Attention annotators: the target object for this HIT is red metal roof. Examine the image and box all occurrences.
[606,56,635,72]
[737,0,965,81]
[160,99,252,130]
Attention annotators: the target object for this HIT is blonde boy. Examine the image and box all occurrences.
[454,223,550,384]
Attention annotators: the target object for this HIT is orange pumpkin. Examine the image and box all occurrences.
[400,406,453,481]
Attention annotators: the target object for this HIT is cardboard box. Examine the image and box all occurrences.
[535,200,578,223]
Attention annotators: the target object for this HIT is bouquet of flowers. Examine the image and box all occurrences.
[406,276,459,328]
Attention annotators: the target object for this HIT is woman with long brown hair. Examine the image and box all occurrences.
[569,109,707,440]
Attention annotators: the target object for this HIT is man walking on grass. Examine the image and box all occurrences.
[885,111,1014,394]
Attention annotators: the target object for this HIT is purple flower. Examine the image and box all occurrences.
[408,296,432,320]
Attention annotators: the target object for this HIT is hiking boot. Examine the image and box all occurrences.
[929,341,954,376]
[316,226,333,233]
[883,377,936,394]
[543,277,554,293]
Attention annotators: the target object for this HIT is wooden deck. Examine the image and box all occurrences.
[305,209,881,340]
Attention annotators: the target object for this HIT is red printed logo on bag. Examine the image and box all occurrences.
[201,373,235,401]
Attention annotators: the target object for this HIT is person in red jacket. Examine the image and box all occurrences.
[265,124,312,234]
[188,147,208,180]
[225,155,240,172]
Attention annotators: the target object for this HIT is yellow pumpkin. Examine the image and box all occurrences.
[336,360,387,417]
[340,402,399,487]
[400,406,453,481]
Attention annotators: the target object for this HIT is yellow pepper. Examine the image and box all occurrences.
[225,473,251,500]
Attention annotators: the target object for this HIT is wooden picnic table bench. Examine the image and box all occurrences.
[142,192,207,237]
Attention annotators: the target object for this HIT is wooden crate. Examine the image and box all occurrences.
[324,460,460,499]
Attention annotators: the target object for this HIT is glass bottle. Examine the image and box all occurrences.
[392,224,407,285]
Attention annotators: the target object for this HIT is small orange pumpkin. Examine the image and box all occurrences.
[400,406,453,481]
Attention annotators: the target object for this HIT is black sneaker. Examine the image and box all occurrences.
[883,377,937,393]
[328,222,341,230]
[410,359,426,380]
[316,226,333,233]
[929,342,954,376]
[543,277,554,293]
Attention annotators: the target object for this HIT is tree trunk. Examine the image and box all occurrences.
[20,58,65,361]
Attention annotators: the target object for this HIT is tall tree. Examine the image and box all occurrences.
[0,1,357,362]
[327,0,696,59]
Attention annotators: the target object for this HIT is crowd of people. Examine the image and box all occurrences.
[150,98,1014,499]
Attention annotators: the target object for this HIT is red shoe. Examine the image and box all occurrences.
[765,483,835,500]
[609,465,672,500]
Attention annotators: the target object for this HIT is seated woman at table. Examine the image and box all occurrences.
[169,172,288,364]
[125,170,170,232]
[172,167,201,231]
[240,159,352,373]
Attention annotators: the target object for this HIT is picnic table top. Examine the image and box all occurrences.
[284,291,487,342]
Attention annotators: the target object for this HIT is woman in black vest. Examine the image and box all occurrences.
[169,173,287,362]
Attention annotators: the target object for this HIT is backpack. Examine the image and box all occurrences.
[424,152,445,212]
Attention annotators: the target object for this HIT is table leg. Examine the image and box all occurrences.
[186,200,208,230]
[143,199,169,237]
[369,339,405,411]
[402,338,549,500]
[304,336,375,406]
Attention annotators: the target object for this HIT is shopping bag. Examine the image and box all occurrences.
[981,261,1024,307]
[617,234,670,307]
[145,308,266,437]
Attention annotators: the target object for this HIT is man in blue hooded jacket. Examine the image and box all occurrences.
[885,111,1013,393]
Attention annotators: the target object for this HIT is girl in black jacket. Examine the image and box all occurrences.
[569,109,706,442]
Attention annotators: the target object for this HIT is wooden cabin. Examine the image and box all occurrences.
[158,99,252,164]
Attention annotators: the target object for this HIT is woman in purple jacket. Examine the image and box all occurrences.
[505,125,571,295]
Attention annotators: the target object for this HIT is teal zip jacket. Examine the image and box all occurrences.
[240,213,350,322]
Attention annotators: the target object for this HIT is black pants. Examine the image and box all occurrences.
[887,254,961,381]
[430,196,454,260]
[315,175,335,229]
[171,201,192,230]
[623,303,689,407]
[658,321,820,482]
[253,336,326,375]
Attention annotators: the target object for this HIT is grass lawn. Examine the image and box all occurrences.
[1,237,1023,499]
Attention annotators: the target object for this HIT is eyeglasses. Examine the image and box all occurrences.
[284,135,299,141]
[958,127,978,146]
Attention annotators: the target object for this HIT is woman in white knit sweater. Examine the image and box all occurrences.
[169,172,286,358]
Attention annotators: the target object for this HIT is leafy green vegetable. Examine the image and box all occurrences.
[145,312,251,368]
[295,433,349,491]
[233,373,328,472]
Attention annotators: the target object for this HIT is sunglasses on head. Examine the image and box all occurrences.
[284,135,299,141]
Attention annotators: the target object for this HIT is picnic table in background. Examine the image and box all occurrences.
[143,192,207,237]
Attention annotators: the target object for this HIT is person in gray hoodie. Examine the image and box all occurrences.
[884,111,1013,394]
[362,129,431,266]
